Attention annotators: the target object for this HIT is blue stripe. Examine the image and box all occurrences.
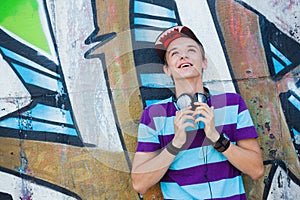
[134,17,176,28]
[237,109,254,129]
[288,95,300,111]
[146,97,175,107]
[138,123,160,143]
[292,128,300,145]
[155,116,174,136]
[272,57,285,74]
[209,176,245,198]
[169,146,227,170]
[151,105,245,135]
[11,62,60,92]
[214,105,238,126]
[154,115,198,133]
[0,47,60,78]
[31,104,73,125]
[134,28,162,42]
[161,176,245,199]
[160,182,193,199]
[0,118,77,136]
[140,73,174,88]
[270,43,292,66]
[134,1,176,19]
[145,99,163,106]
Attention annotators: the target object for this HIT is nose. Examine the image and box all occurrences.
[180,51,188,59]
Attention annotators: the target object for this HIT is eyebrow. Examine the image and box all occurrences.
[167,44,199,52]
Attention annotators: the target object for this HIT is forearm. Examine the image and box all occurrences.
[131,148,176,194]
[222,139,264,180]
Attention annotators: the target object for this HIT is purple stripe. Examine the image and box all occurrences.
[136,142,161,152]
[140,123,258,153]
[216,193,247,200]
[161,161,240,186]
[208,93,239,108]
[209,93,248,113]
[216,124,257,142]
[235,126,258,140]
[238,99,247,114]
[158,129,211,149]
[183,130,211,149]
[140,102,176,130]
[215,124,237,140]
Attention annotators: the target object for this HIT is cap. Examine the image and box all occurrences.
[154,26,203,61]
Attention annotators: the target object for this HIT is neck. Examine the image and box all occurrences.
[174,78,204,98]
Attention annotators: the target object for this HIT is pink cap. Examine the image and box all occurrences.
[154,26,203,61]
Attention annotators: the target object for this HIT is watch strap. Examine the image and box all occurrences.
[213,133,230,152]
[166,142,182,155]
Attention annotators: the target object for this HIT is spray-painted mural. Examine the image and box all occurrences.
[0,0,299,199]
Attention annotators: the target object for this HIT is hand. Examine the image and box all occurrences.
[193,102,220,143]
[173,106,195,148]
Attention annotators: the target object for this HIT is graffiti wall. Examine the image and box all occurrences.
[0,0,299,199]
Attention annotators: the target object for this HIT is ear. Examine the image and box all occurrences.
[163,64,171,77]
[202,58,208,70]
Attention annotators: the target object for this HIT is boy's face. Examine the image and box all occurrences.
[164,37,207,81]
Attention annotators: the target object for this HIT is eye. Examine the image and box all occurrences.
[188,48,197,53]
[171,51,179,56]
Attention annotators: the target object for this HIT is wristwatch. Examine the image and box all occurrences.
[166,141,182,156]
[213,133,230,152]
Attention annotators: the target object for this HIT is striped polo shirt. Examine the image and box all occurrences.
[136,92,258,200]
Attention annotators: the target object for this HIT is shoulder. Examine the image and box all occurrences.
[142,96,176,118]
[210,91,242,99]
[209,91,244,108]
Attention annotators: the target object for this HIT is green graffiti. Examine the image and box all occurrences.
[0,0,51,54]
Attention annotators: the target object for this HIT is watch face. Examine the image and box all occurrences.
[176,93,193,110]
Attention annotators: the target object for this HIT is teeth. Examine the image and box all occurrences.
[181,64,190,68]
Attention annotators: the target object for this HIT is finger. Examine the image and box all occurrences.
[175,112,195,126]
[194,102,208,107]
[182,119,196,130]
[193,115,205,124]
[194,110,214,124]
[192,107,209,118]
[194,105,214,117]
[176,106,193,115]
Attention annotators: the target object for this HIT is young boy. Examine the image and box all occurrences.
[131,26,264,199]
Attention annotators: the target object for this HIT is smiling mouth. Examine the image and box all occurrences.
[178,63,192,68]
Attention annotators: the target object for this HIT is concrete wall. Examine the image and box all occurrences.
[0,0,299,199]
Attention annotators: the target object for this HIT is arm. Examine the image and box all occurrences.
[223,138,264,180]
[194,102,264,180]
[132,107,195,194]
[131,149,175,194]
